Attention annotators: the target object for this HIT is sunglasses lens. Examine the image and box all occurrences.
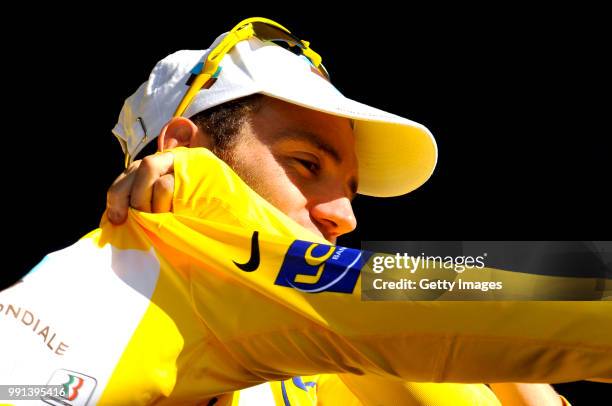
[251,22,330,81]
[251,22,302,45]
[318,63,330,80]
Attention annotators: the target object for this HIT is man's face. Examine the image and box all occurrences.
[220,97,358,243]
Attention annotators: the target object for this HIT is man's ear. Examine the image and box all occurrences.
[157,117,212,151]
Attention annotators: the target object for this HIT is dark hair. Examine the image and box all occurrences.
[190,93,265,152]
[133,93,265,161]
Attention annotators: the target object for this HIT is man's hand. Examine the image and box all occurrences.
[106,152,175,225]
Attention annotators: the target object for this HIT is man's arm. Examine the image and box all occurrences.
[104,152,576,406]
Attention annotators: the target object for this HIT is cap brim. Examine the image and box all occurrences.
[260,87,438,197]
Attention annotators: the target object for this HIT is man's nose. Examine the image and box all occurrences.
[309,197,357,241]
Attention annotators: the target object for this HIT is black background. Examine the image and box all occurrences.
[3,6,610,403]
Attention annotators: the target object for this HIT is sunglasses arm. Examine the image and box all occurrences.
[301,45,322,67]
[173,26,255,118]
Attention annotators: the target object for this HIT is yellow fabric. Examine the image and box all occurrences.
[338,375,501,406]
[223,374,502,405]
[88,147,610,403]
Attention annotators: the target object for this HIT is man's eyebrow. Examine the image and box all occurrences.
[276,129,343,164]
[275,128,359,199]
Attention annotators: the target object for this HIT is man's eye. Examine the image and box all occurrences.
[296,158,320,174]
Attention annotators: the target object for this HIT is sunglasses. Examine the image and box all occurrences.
[172,17,330,118]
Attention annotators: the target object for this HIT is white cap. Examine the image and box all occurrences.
[112,33,438,197]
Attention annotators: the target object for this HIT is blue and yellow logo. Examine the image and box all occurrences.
[274,241,371,293]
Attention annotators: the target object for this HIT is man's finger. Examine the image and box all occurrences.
[130,152,174,213]
[106,161,141,224]
[152,174,175,214]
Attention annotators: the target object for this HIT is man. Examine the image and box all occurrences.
[105,95,566,406]
[2,18,603,405]
[103,19,567,405]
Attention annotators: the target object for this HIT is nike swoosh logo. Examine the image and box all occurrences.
[233,231,260,272]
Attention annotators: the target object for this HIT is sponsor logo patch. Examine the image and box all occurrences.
[43,369,97,406]
[274,241,371,293]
